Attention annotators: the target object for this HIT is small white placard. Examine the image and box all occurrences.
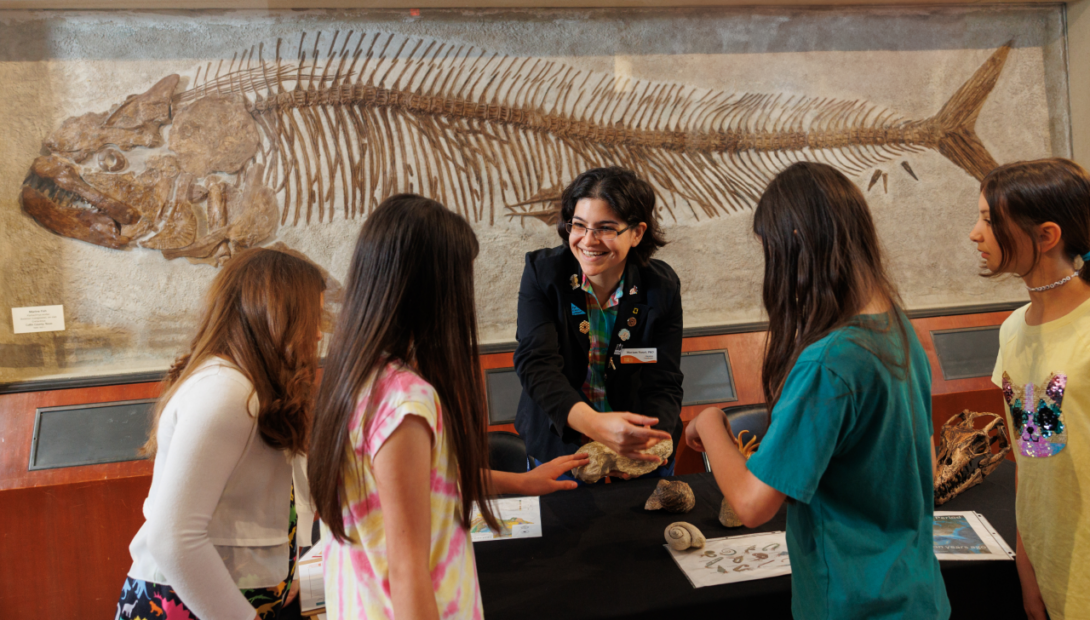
[470,496,543,542]
[12,305,65,334]
[620,347,657,364]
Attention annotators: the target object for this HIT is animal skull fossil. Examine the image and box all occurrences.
[933,410,1011,506]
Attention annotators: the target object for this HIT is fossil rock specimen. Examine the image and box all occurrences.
[665,522,706,551]
[934,410,1011,506]
[720,430,761,527]
[43,74,177,162]
[170,95,262,177]
[719,500,744,528]
[645,479,696,513]
[570,439,672,484]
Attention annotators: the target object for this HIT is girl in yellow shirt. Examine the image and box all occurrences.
[970,158,1090,620]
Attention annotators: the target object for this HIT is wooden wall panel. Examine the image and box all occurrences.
[910,311,1010,397]
[0,382,160,492]
[0,476,152,618]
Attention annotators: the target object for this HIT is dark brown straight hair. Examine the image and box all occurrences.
[143,248,325,457]
[308,194,499,541]
[980,158,1090,283]
[753,162,909,409]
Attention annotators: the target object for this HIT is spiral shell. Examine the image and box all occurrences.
[665,521,706,551]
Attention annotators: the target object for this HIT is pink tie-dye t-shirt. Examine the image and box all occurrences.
[321,362,482,620]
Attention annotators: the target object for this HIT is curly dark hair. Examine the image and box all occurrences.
[556,167,666,266]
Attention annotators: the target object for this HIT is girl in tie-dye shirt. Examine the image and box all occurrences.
[307,195,587,620]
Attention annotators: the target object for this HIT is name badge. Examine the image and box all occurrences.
[619,348,657,364]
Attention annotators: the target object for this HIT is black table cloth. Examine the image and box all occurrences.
[475,461,1020,619]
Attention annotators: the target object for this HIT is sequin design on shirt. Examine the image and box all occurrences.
[1002,372,1068,458]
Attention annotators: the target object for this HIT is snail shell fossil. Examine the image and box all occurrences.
[665,522,706,551]
[645,479,696,513]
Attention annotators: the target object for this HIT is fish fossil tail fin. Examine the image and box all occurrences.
[928,41,1013,181]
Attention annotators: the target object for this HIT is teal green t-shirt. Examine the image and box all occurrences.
[746,315,950,620]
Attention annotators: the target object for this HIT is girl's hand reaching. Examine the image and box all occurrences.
[487,453,590,496]
[520,452,590,494]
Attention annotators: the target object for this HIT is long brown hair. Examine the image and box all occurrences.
[753,162,908,409]
[143,248,325,457]
[308,194,499,541]
[980,158,1090,283]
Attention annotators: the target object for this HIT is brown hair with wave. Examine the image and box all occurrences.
[142,247,326,457]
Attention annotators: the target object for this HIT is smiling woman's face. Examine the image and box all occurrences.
[569,197,646,281]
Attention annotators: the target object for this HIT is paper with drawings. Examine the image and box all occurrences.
[667,531,791,588]
[470,496,542,542]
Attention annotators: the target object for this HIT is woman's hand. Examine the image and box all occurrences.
[1016,531,1048,620]
[568,403,671,461]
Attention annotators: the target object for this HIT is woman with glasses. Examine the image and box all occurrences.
[513,167,683,480]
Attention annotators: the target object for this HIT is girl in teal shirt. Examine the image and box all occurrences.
[687,162,950,619]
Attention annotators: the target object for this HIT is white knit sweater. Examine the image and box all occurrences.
[127,357,293,620]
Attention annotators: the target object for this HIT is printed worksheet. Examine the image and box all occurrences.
[667,531,791,588]
[470,496,543,542]
[933,511,1014,561]
[298,546,326,615]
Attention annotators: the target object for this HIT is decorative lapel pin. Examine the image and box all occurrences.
[609,358,617,371]
[627,317,637,327]
[579,320,590,334]
[571,303,585,316]
[629,286,638,296]
[619,328,631,341]
[570,274,580,289]
[632,308,639,315]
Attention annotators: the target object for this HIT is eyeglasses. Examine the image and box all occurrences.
[565,221,634,241]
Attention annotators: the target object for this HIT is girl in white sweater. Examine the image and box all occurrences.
[117,248,326,620]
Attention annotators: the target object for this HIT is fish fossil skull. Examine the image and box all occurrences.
[21,74,276,265]
[933,410,1011,506]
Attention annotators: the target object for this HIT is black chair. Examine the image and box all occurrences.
[702,404,769,473]
[488,431,529,474]
[724,404,770,443]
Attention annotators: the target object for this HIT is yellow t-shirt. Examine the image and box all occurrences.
[993,299,1090,620]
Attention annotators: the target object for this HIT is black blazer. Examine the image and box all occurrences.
[513,245,684,463]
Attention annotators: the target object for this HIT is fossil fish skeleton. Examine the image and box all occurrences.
[20,33,1012,264]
